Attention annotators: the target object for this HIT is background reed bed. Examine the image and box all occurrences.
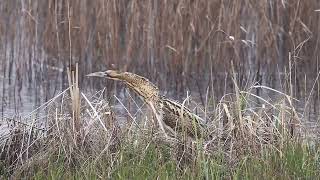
[0,1,319,94]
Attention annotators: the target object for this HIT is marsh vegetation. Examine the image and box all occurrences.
[1,0,320,179]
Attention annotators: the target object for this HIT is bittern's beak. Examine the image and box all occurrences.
[86,71,107,77]
[86,70,120,78]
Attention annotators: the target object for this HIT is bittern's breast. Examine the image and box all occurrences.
[161,99,205,138]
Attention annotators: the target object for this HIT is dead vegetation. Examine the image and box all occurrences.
[0,67,313,178]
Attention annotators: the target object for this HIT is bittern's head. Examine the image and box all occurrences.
[86,70,121,80]
[87,69,160,102]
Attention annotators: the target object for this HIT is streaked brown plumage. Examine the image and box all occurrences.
[87,70,206,138]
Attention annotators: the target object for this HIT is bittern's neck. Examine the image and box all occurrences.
[111,72,160,102]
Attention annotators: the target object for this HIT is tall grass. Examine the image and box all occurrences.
[1,68,319,178]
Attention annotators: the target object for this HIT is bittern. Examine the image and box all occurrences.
[87,70,206,138]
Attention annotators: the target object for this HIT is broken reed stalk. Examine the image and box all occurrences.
[67,63,81,144]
